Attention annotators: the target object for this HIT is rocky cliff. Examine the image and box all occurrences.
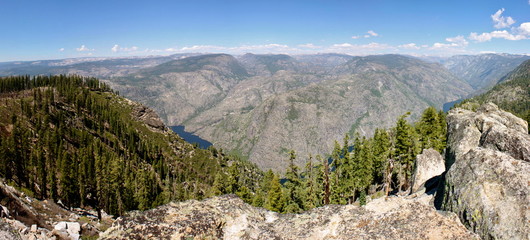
[100,194,477,240]
[442,103,530,239]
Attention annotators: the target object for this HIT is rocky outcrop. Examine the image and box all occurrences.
[443,103,530,239]
[0,181,111,240]
[410,148,445,193]
[53,222,81,240]
[100,194,477,240]
[131,104,166,130]
[0,218,22,240]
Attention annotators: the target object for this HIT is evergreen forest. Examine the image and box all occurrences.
[0,75,451,215]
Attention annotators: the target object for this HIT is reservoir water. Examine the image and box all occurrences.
[170,126,213,149]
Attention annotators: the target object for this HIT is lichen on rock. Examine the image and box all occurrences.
[100,194,477,240]
[443,103,530,240]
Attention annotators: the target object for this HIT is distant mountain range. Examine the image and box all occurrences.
[107,53,472,171]
[436,53,530,92]
[0,54,198,78]
[0,53,525,171]
[459,59,530,126]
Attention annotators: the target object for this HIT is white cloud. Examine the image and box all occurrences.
[467,9,530,43]
[165,48,179,52]
[469,30,527,42]
[352,30,379,39]
[167,44,297,54]
[446,35,468,46]
[59,48,64,52]
[112,45,139,53]
[367,30,378,37]
[180,45,227,52]
[333,43,354,48]
[298,43,320,49]
[230,44,293,53]
[398,43,421,50]
[431,35,468,49]
[328,42,394,54]
[76,45,93,52]
[519,22,530,35]
[491,8,515,29]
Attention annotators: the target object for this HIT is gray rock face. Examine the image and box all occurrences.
[443,103,530,240]
[0,218,22,240]
[100,194,477,240]
[411,148,445,193]
[131,105,166,131]
[54,221,80,237]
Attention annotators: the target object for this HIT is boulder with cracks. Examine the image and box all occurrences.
[443,103,530,240]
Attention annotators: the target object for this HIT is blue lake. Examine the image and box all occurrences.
[443,99,463,112]
[170,126,213,149]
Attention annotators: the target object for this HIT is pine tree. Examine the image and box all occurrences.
[394,113,416,191]
[319,155,331,205]
[302,154,319,210]
[211,172,227,195]
[372,128,390,185]
[330,140,346,204]
[266,173,284,212]
[284,150,303,213]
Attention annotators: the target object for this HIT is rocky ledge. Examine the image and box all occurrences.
[442,103,530,240]
[100,193,476,240]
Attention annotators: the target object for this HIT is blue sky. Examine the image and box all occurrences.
[1,0,530,61]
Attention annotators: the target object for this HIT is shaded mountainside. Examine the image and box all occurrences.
[459,59,530,127]
[0,75,262,218]
[239,53,304,75]
[183,54,471,171]
[112,54,252,125]
[440,53,530,91]
[293,53,354,69]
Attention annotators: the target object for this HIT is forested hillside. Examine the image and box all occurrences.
[247,107,446,213]
[0,75,262,216]
[458,59,530,127]
[0,75,450,218]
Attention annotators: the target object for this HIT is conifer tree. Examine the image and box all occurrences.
[302,154,319,210]
[284,150,303,213]
[319,155,331,205]
[372,128,390,185]
[394,113,416,191]
[266,173,284,212]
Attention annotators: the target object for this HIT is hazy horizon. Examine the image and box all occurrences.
[2,0,530,62]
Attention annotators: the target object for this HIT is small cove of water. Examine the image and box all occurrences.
[170,126,212,149]
[443,99,463,112]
